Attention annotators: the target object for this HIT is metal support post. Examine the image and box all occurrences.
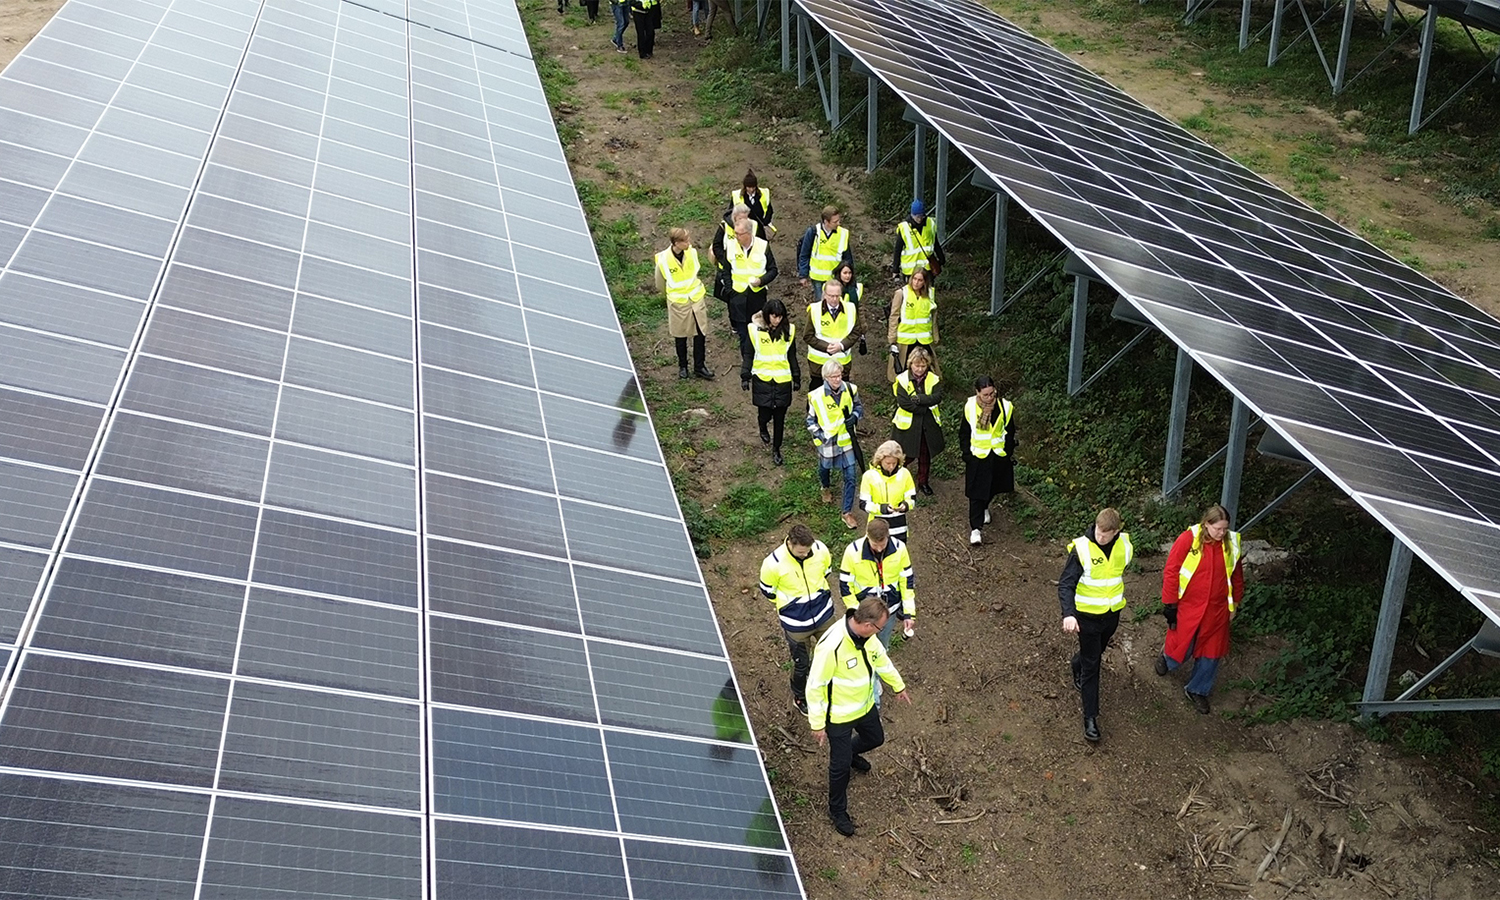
[1067,274,1089,395]
[990,193,1008,316]
[1162,347,1192,498]
[1268,0,1286,65]
[1384,0,1396,35]
[912,122,927,204]
[1409,10,1438,134]
[1240,0,1252,50]
[1333,0,1358,93]
[1360,538,1413,716]
[1238,467,1319,532]
[781,0,790,71]
[829,44,839,128]
[796,13,806,87]
[935,134,949,243]
[1220,397,1250,522]
[757,0,768,41]
[866,75,878,173]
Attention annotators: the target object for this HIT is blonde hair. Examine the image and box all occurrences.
[871,440,905,469]
[668,226,689,243]
[1095,507,1121,531]
[1193,504,1230,549]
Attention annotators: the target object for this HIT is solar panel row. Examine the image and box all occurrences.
[0,0,802,896]
[797,0,1500,623]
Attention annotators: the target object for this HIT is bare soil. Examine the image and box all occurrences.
[6,0,1498,897]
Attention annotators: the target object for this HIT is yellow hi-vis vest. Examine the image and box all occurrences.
[807,226,849,282]
[897,217,937,275]
[1179,524,1243,612]
[750,322,795,383]
[808,383,858,450]
[890,371,941,431]
[727,235,769,293]
[806,300,856,368]
[721,218,759,246]
[839,535,915,618]
[965,395,1012,458]
[655,246,705,304]
[895,285,935,344]
[859,466,916,526]
[758,539,835,633]
[1071,532,1133,614]
[806,615,906,729]
[732,187,771,215]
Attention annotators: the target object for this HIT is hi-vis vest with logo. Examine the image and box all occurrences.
[750,322,795,383]
[721,218,759,246]
[806,300,856,367]
[727,236,769,293]
[806,616,905,729]
[732,188,771,229]
[891,371,941,431]
[896,217,937,274]
[807,226,849,282]
[1179,524,1243,612]
[1071,532,1133,614]
[758,539,835,634]
[809,384,858,450]
[655,246,705,304]
[895,286,935,344]
[965,395,1012,458]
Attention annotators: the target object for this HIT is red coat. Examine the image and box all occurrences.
[1161,528,1244,661]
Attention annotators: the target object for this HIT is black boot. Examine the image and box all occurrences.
[678,366,690,379]
[1083,717,1100,743]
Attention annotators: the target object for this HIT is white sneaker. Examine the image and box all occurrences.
[969,529,982,545]
[984,509,991,524]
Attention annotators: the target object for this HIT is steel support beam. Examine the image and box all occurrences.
[829,42,839,127]
[1067,273,1089,396]
[1220,396,1251,522]
[935,134,949,243]
[990,193,1007,316]
[866,75,877,173]
[781,0,790,70]
[1333,0,1358,92]
[1238,467,1319,532]
[1162,347,1192,497]
[913,122,926,203]
[1410,9,1437,133]
[1360,538,1413,717]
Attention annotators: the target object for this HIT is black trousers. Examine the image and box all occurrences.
[757,406,787,451]
[785,632,811,698]
[1071,608,1121,719]
[674,334,705,370]
[826,705,883,817]
[631,9,655,56]
[731,321,753,381]
[968,497,989,531]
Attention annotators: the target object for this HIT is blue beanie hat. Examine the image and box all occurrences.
[910,199,925,216]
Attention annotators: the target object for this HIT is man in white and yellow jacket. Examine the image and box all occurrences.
[806,596,911,837]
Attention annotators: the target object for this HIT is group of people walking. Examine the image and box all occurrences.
[656,172,1250,837]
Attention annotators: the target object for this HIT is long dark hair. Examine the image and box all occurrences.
[762,298,791,341]
[835,262,858,303]
[973,375,997,428]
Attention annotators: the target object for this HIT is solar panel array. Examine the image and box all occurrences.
[0,0,802,896]
[797,0,1500,623]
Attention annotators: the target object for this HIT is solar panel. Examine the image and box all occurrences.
[796,0,1500,626]
[0,0,802,896]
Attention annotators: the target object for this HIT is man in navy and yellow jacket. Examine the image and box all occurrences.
[759,523,836,715]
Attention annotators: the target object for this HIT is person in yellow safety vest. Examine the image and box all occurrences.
[833,261,866,313]
[803,281,862,393]
[798,205,854,299]
[886,266,938,380]
[806,595,912,837]
[709,203,758,301]
[628,0,660,58]
[653,227,715,381]
[725,218,779,390]
[890,198,944,280]
[839,516,915,660]
[890,346,943,496]
[859,440,916,543]
[1059,507,1133,744]
[759,522,836,715]
[1157,504,1244,715]
[961,375,1014,546]
[806,360,862,529]
[728,168,775,237]
[748,298,800,466]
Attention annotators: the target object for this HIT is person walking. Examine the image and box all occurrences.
[961,376,1013,545]
[859,440,916,543]
[629,0,659,59]
[610,0,630,51]
[806,361,862,529]
[748,299,799,466]
[890,198,944,281]
[1059,507,1133,743]
[803,280,860,394]
[1156,504,1244,715]
[729,169,775,237]
[797,205,853,301]
[833,261,866,312]
[654,227,714,381]
[724,218,777,390]
[689,0,707,34]
[887,266,937,379]
[806,596,911,837]
[890,345,942,497]
[581,0,600,23]
[840,516,915,655]
[759,523,837,715]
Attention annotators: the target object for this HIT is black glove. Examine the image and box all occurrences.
[858,336,868,356]
[1163,605,1178,630]
[791,380,800,392]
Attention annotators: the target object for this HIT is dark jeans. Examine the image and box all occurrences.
[786,631,811,699]
[968,497,989,530]
[632,9,655,56]
[675,334,705,370]
[758,406,787,451]
[1071,609,1120,719]
[827,705,883,818]
[731,321,753,381]
[611,0,629,45]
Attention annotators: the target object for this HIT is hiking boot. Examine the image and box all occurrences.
[1185,687,1211,715]
[1154,654,1169,677]
[1083,717,1100,743]
[830,813,856,837]
[841,512,859,530]
[850,754,871,773]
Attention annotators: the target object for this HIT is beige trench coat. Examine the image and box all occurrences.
[656,251,712,338]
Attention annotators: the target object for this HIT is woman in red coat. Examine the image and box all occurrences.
[1155,504,1244,714]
